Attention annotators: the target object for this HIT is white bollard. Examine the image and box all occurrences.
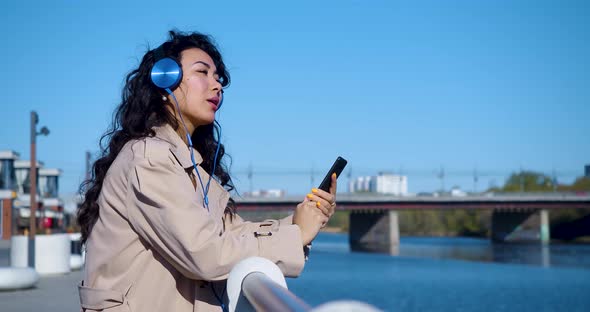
[0,267,39,290]
[10,234,71,275]
[10,236,28,267]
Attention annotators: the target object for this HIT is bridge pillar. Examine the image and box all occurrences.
[540,209,550,245]
[349,210,399,255]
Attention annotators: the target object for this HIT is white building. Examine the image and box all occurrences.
[1,151,66,237]
[349,172,408,196]
[349,176,372,193]
[450,187,467,197]
[14,159,43,196]
[0,150,19,190]
[39,168,62,199]
[244,189,285,198]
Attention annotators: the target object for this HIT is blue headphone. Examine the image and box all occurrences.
[150,43,183,90]
[149,43,223,212]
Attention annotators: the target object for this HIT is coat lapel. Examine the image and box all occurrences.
[153,124,229,220]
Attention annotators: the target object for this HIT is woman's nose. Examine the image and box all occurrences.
[211,78,222,91]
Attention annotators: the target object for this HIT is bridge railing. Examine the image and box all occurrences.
[227,257,381,312]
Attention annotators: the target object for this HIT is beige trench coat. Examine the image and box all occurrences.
[79,124,305,311]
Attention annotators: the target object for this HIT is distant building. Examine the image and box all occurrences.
[1,151,64,239]
[0,150,19,239]
[371,172,408,195]
[14,159,43,195]
[586,164,590,178]
[0,150,19,190]
[244,189,285,198]
[450,187,467,197]
[349,172,408,196]
[39,168,61,199]
[39,168,65,229]
[349,176,372,193]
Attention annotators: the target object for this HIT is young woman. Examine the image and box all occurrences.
[76,30,337,311]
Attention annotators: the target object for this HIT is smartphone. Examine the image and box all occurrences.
[318,156,348,192]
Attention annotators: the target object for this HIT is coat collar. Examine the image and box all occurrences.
[153,123,203,170]
[153,123,230,220]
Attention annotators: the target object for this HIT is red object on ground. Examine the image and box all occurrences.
[43,217,52,228]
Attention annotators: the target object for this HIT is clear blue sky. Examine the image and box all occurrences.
[1,0,589,198]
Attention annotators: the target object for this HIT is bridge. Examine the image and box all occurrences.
[235,193,590,253]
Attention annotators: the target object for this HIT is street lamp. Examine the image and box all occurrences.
[28,111,49,268]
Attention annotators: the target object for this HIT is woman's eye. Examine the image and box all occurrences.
[197,70,208,75]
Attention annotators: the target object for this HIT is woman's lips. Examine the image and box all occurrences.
[207,97,219,110]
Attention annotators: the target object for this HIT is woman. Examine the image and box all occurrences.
[76,30,337,311]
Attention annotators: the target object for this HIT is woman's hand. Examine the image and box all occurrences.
[293,201,328,246]
[293,173,338,246]
[305,173,338,220]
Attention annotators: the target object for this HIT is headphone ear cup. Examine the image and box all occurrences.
[151,57,182,90]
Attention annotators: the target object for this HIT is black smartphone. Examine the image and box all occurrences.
[318,156,348,192]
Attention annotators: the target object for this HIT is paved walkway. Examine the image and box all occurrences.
[0,240,81,312]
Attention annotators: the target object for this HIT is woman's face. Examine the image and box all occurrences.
[172,48,223,129]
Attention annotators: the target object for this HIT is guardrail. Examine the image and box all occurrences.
[227,257,380,312]
[242,271,311,311]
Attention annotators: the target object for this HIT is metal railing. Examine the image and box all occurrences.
[227,257,380,312]
[242,272,311,312]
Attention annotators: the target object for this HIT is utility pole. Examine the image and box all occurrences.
[473,167,479,194]
[29,112,37,263]
[519,166,524,193]
[247,162,253,194]
[310,164,315,190]
[29,111,49,268]
[437,165,445,194]
[552,168,557,192]
[85,151,92,182]
[347,166,352,193]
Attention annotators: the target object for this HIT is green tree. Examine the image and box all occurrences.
[568,177,590,192]
[325,211,350,231]
[502,171,554,192]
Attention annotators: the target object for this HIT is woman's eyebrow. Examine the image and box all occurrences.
[192,60,211,68]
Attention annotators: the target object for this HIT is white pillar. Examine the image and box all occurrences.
[540,209,550,245]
